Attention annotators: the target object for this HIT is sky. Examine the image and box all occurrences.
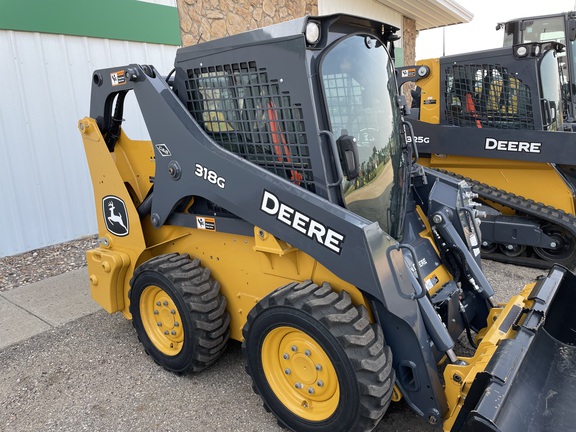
[416,0,576,59]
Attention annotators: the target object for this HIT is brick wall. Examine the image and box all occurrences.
[403,16,416,66]
[403,16,417,107]
[177,0,318,46]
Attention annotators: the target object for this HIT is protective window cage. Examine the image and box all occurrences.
[183,62,315,192]
[444,64,534,129]
[322,73,364,130]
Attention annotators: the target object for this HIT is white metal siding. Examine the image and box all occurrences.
[0,30,178,257]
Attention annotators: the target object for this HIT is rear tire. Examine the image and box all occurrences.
[129,253,230,373]
[242,281,393,432]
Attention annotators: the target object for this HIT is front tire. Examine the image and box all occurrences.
[129,253,230,373]
[242,281,394,432]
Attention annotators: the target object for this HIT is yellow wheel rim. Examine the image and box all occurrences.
[140,285,185,356]
[262,326,340,421]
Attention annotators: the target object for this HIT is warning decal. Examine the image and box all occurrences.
[196,216,216,231]
[155,144,172,157]
[110,70,127,86]
[401,68,416,78]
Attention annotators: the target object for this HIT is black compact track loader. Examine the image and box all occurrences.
[79,14,576,431]
[399,39,576,270]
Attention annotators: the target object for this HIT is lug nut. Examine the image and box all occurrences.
[170,309,176,314]
[171,331,176,335]
[154,310,159,315]
[164,330,169,335]
[284,369,291,375]
[156,302,161,306]
[295,383,303,389]
[163,301,168,306]
[308,388,315,394]
[550,242,558,248]
[304,350,311,356]
[174,322,179,327]
[291,345,298,352]
[315,364,322,371]
[317,380,324,387]
[283,354,289,360]
[157,322,162,326]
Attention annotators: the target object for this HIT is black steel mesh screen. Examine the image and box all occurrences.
[322,73,382,142]
[322,73,364,133]
[183,62,314,192]
[444,64,534,129]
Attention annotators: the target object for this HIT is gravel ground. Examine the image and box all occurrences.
[0,236,98,292]
[481,259,544,302]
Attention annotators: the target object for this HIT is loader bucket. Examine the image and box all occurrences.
[453,266,576,432]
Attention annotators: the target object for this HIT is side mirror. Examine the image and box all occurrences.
[337,134,360,180]
[542,99,557,129]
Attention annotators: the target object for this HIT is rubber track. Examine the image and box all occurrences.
[436,169,576,269]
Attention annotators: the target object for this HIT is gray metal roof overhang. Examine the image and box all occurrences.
[377,0,473,30]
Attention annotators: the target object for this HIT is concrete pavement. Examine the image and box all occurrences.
[0,268,100,349]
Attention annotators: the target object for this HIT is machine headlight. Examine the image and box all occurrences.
[516,45,528,57]
[305,21,321,45]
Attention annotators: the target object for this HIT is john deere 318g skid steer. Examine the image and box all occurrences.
[79,14,576,431]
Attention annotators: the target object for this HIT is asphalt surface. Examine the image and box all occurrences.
[0,261,544,432]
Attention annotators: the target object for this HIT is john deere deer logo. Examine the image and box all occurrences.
[102,196,129,236]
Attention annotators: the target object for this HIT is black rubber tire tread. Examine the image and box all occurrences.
[242,280,394,432]
[434,168,576,269]
[129,253,230,373]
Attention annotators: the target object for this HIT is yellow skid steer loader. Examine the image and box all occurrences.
[79,14,576,431]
